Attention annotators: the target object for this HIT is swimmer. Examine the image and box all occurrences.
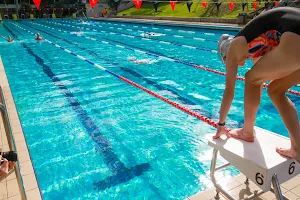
[128,56,157,64]
[213,7,300,163]
[7,36,13,43]
[35,33,43,40]
[0,35,13,43]
[141,32,165,37]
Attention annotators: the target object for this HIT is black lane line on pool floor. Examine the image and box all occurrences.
[20,21,218,121]
[4,24,152,191]
[24,21,245,128]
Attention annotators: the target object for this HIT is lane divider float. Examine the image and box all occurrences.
[45,20,217,53]
[29,21,300,97]
[12,22,226,131]
[70,19,218,36]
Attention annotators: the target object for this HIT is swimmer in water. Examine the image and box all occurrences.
[128,56,158,64]
[129,57,147,64]
[35,33,43,40]
[7,36,13,43]
[142,32,165,38]
[0,35,13,43]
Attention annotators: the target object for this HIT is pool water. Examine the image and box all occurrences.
[0,19,299,200]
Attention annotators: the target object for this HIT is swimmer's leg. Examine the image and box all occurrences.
[228,32,300,147]
[267,69,300,162]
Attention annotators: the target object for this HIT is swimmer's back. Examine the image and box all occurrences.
[235,7,300,43]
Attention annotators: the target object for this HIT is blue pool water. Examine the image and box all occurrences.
[0,19,299,200]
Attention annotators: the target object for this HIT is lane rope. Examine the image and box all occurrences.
[12,22,227,133]
[59,19,218,42]
[30,21,300,97]
[68,19,219,37]
[47,20,217,53]
[64,19,218,42]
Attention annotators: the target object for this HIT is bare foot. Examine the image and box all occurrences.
[228,128,255,142]
[276,147,296,159]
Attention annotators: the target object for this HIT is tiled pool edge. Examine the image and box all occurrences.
[0,57,42,200]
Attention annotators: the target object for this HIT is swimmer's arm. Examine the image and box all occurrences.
[218,48,239,124]
[218,37,247,124]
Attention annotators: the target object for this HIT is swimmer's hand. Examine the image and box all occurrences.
[213,125,227,139]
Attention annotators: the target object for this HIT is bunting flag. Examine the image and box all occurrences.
[242,2,247,11]
[253,1,258,9]
[153,2,159,12]
[32,0,41,9]
[216,2,222,11]
[201,2,208,9]
[186,2,193,12]
[133,0,142,10]
[89,0,98,7]
[170,1,176,11]
[264,2,269,7]
[229,2,234,11]
[113,0,121,12]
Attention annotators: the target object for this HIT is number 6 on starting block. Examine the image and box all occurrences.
[208,126,300,200]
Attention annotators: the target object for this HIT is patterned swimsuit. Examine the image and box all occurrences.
[234,7,300,59]
[248,30,281,59]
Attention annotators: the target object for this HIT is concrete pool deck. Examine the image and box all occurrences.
[91,17,242,31]
[0,57,42,200]
[188,173,300,200]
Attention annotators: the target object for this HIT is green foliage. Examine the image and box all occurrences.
[118,0,261,18]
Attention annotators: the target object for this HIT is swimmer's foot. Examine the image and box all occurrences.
[228,128,255,142]
[276,147,300,162]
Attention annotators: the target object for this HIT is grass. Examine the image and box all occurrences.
[118,0,263,18]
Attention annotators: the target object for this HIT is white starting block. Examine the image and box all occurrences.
[208,126,300,200]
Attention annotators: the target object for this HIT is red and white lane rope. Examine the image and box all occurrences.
[12,22,229,133]
[194,65,300,96]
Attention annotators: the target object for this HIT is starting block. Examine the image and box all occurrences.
[208,126,300,200]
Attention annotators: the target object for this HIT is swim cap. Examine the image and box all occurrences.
[218,34,233,63]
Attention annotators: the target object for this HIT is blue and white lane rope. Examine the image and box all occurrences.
[11,22,223,128]
[61,19,218,42]
[29,21,218,70]
[44,20,217,53]
[69,19,218,36]
[23,22,300,97]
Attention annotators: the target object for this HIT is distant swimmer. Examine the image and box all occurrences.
[128,56,158,64]
[0,35,13,43]
[35,33,43,40]
[141,32,165,37]
[80,20,90,25]
[7,36,13,43]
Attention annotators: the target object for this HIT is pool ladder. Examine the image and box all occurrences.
[0,86,27,200]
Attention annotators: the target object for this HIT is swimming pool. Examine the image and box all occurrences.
[0,19,299,200]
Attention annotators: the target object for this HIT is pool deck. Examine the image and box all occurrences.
[188,170,300,200]
[92,17,242,31]
[0,57,42,200]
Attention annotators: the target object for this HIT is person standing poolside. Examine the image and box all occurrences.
[213,7,300,163]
